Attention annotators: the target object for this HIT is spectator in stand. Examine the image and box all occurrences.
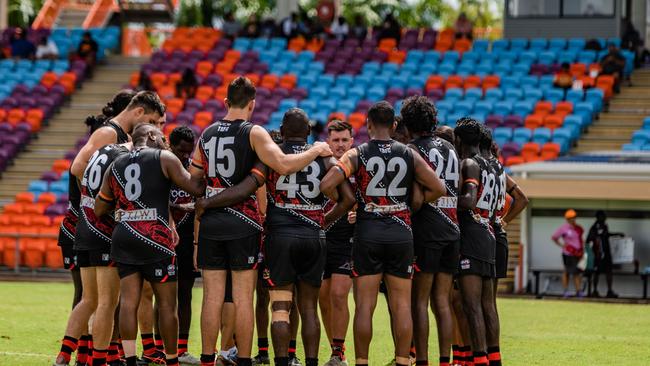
[622,19,649,67]
[260,17,278,38]
[330,16,349,41]
[137,70,154,92]
[76,31,98,76]
[176,68,198,99]
[281,12,300,39]
[303,16,326,41]
[378,13,401,43]
[350,14,367,41]
[222,12,242,39]
[553,62,574,90]
[587,211,624,298]
[10,28,36,59]
[552,209,585,298]
[601,43,627,92]
[36,36,59,60]
[454,12,474,39]
[240,14,261,38]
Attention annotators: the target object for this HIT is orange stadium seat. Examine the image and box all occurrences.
[544,114,564,130]
[166,98,185,115]
[37,192,57,205]
[157,85,176,100]
[555,101,573,115]
[445,75,463,89]
[38,226,59,237]
[453,38,472,53]
[521,142,541,161]
[261,74,279,89]
[0,215,11,226]
[224,50,241,62]
[482,75,500,90]
[279,74,297,89]
[3,203,25,215]
[23,203,46,215]
[215,86,228,101]
[2,237,19,267]
[244,73,261,86]
[7,108,26,126]
[505,155,525,166]
[195,86,215,103]
[52,159,71,174]
[196,61,214,77]
[194,111,213,130]
[150,72,167,88]
[26,109,44,132]
[464,75,482,89]
[570,63,587,77]
[378,38,397,52]
[41,71,59,88]
[30,215,51,228]
[45,239,63,269]
[596,75,615,100]
[348,113,366,130]
[129,72,140,87]
[534,101,554,116]
[22,238,46,269]
[52,216,65,227]
[541,143,561,160]
[388,49,406,64]
[0,108,6,122]
[328,112,346,122]
[525,114,544,129]
[305,38,324,53]
[167,72,182,86]
[426,75,444,91]
[163,123,179,137]
[9,215,31,226]
[15,192,35,203]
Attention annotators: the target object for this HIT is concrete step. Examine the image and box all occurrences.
[583,127,640,136]
[574,140,625,151]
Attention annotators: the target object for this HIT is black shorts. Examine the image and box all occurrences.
[117,256,177,283]
[60,246,77,270]
[596,255,613,274]
[324,238,353,279]
[458,255,495,278]
[351,239,414,279]
[562,254,581,275]
[76,249,114,268]
[414,241,459,275]
[197,233,261,271]
[263,233,326,288]
[176,239,200,280]
[495,233,509,279]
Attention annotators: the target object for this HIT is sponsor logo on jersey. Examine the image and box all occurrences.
[155,269,163,277]
[167,264,176,276]
[115,208,157,222]
[461,258,471,270]
[80,195,95,209]
[429,196,457,209]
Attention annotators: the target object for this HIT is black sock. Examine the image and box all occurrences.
[415,361,429,365]
[288,339,297,358]
[274,357,289,366]
[258,337,269,357]
[126,356,138,366]
[237,357,252,366]
[305,357,318,366]
[440,356,451,365]
[200,353,215,366]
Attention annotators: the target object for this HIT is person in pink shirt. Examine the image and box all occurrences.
[552,209,585,297]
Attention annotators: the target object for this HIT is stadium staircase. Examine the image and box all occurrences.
[573,68,650,153]
[55,8,88,28]
[0,55,146,205]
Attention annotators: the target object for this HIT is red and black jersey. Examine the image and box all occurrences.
[265,141,328,238]
[198,119,262,240]
[109,148,175,265]
[354,140,414,244]
[458,154,497,263]
[170,159,194,240]
[411,135,460,247]
[323,176,356,242]
[488,156,507,236]
[75,144,129,251]
[58,169,80,247]
[104,120,129,144]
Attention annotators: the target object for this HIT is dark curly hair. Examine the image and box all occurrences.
[169,125,196,146]
[454,117,482,146]
[400,95,437,134]
[479,124,493,151]
[85,89,137,133]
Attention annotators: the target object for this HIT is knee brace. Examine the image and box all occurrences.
[270,290,293,323]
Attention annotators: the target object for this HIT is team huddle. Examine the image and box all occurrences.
[53,76,528,366]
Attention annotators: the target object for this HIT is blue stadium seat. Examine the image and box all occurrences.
[475,62,493,76]
[462,51,480,63]
[521,75,539,88]
[532,127,552,144]
[297,50,315,62]
[472,39,489,53]
[575,102,595,125]
[544,88,565,103]
[318,99,337,112]
[436,100,454,114]
[474,100,494,115]
[494,101,513,116]
[513,128,532,145]
[585,88,604,113]
[568,38,586,51]
[504,88,523,102]
[578,50,596,64]
[552,127,573,149]
[337,99,356,113]
[28,180,49,194]
[362,62,380,74]
[513,63,530,76]
[445,88,464,101]
[524,88,543,102]
[406,50,424,63]
[446,113,463,128]
[400,62,418,74]
[519,51,537,64]
[310,86,328,100]
[49,181,68,195]
[538,51,556,65]
[631,130,650,145]
[607,38,622,48]
[529,38,548,51]
[382,62,399,74]
[443,51,460,64]
[279,99,298,112]
[562,116,583,139]
[643,117,650,130]
[464,88,483,102]
[493,127,513,145]
[348,85,366,100]
[455,100,474,115]
[299,99,318,111]
[558,50,577,64]
[491,39,509,53]
[510,38,528,51]
[538,75,556,91]
[367,86,386,101]
[438,63,456,76]
[513,100,534,118]
[499,50,519,63]
[485,88,503,102]
[457,62,475,76]
[329,86,347,99]
[233,38,251,51]
[622,143,643,151]
[317,74,335,88]
[565,89,585,105]
[501,76,520,89]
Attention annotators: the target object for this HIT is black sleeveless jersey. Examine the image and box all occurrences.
[75,144,129,251]
[354,140,414,243]
[488,156,507,238]
[109,148,175,264]
[170,159,195,241]
[411,135,460,247]
[58,169,80,247]
[104,120,129,144]
[458,154,497,263]
[265,142,328,238]
[198,119,262,240]
[324,176,356,242]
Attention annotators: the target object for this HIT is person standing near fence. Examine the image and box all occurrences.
[551,209,585,298]
[587,210,623,298]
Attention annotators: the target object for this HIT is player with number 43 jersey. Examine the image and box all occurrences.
[95,124,206,366]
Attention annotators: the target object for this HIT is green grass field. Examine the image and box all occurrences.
[0,281,649,365]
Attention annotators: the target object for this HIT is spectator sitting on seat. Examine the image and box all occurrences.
[378,13,401,43]
[330,16,349,41]
[350,14,367,41]
[554,62,574,90]
[137,70,154,92]
[36,36,59,60]
[601,43,627,92]
[10,28,36,59]
[260,17,278,38]
[281,12,300,39]
[454,12,474,40]
[552,209,585,298]
[176,68,198,99]
[222,12,241,39]
[240,14,261,38]
[76,31,98,76]
[587,210,624,298]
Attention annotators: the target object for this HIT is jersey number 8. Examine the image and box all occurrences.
[124,163,142,201]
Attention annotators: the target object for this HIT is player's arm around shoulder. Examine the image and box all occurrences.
[71,127,117,179]
[161,149,206,197]
[323,156,356,227]
[458,158,480,210]
[250,125,332,175]
[412,150,446,203]
[94,162,116,217]
[502,174,529,224]
[320,148,357,200]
